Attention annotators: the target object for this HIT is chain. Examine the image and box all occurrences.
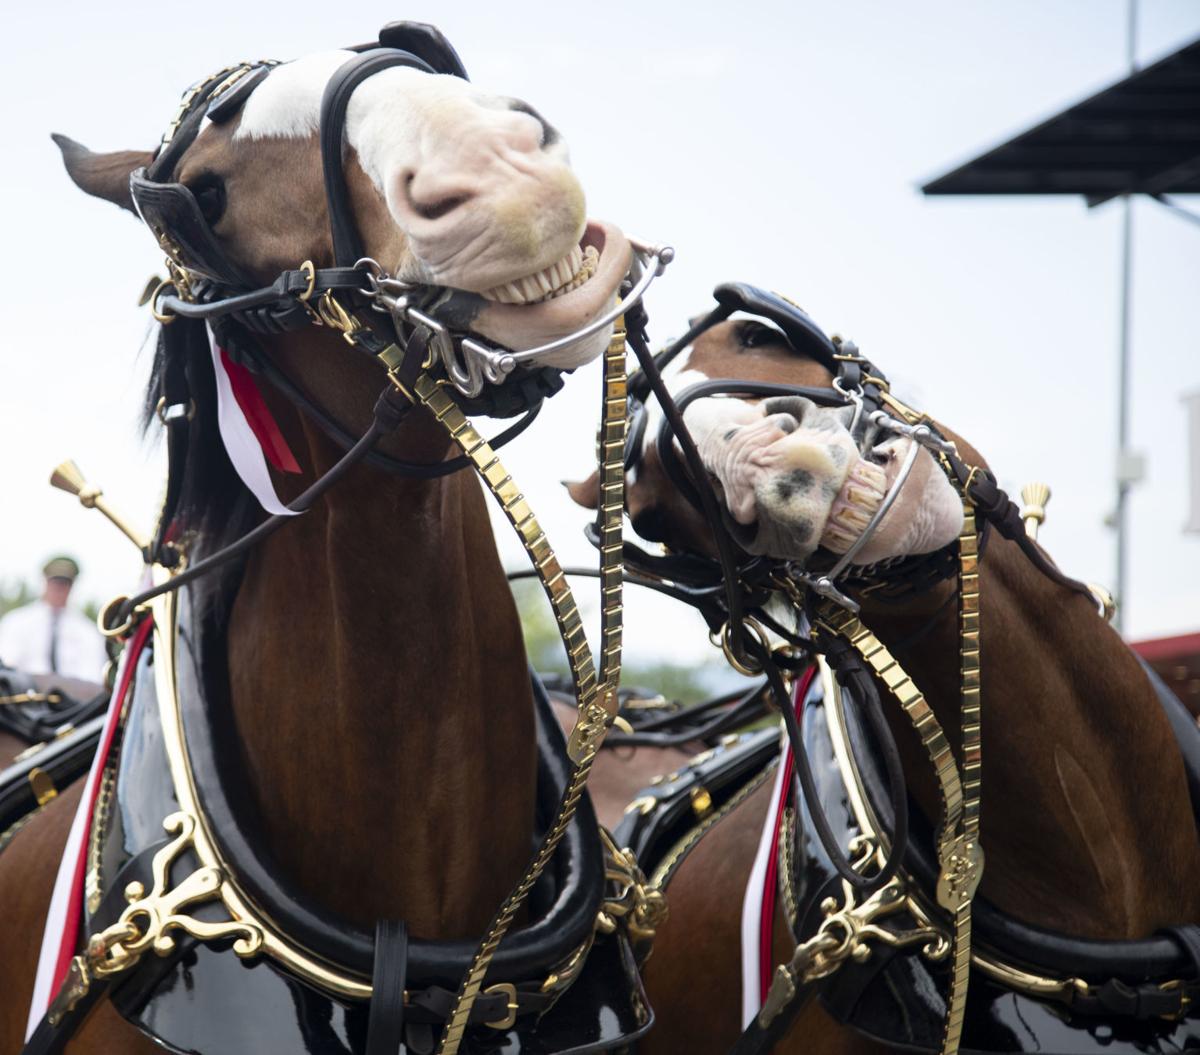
[815,489,983,1055]
[381,322,629,1053]
[940,498,982,1054]
[0,691,64,707]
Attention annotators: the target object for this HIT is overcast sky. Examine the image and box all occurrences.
[1,1,1196,665]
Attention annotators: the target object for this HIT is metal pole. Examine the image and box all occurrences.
[1115,199,1133,633]
[1114,0,1137,633]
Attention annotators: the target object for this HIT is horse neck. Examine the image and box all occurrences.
[222,392,537,939]
[862,532,1200,939]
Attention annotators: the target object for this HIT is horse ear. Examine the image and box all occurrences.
[564,472,599,510]
[53,134,154,214]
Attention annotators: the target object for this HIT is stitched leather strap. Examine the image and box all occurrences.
[367,920,409,1055]
[320,49,435,268]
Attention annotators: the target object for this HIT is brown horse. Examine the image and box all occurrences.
[569,316,1200,1052]
[0,40,635,1052]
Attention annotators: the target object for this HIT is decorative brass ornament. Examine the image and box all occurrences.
[759,840,951,1029]
[597,828,669,955]
[1019,482,1051,540]
[87,812,263,979]
[49,460,150,555]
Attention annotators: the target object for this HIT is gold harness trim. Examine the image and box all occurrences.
[383,326,632,1054]
[809,491,982,1055]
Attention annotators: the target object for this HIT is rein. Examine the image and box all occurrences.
[34,21,674,1055]
[613,281,1114,1055]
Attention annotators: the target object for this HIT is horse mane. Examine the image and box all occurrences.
[142,318,259,602]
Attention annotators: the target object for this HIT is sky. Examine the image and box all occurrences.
[0,0,1197,667]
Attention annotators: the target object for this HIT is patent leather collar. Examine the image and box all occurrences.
[840,661,1200,988]
[74,589,652,1054]
[176,584,604,989]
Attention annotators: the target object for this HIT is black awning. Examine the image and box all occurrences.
[922,37,1200,206]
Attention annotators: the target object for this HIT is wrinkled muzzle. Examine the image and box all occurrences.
[689,395,963,564]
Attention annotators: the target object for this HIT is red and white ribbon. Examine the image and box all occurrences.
[26,617,155,1038]
[208,327,301,516]
[740,665,819,1027]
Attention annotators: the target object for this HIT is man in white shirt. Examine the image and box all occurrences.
[0,557,108,682]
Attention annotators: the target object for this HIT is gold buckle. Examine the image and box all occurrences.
[297,259,317,302]
[482,982,519,1030]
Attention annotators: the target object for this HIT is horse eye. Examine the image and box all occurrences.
[738,321,777,349]
[189,174,227,225]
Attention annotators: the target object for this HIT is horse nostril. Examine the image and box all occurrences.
[404,173,472,222]
[413,194,468,221]
[508,100,558,148]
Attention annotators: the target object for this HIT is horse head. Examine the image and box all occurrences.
[570,307,964,570]
[54,35,632,411]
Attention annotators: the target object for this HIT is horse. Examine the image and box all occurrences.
[0,23,653,1054]
[568,300,1200,1053]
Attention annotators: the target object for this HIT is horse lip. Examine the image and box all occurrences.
[467,220,631,353]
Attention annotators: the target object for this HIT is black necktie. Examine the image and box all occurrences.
[48,609,61,674]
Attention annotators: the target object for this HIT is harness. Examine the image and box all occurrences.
[608,281,1146,1055]
[26,19,673,1055]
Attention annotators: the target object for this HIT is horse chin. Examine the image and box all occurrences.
[466,221,632,368]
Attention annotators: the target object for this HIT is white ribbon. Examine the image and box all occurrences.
[208,327,299,517]
[25,595,149,1038]
[739,674,823,1027]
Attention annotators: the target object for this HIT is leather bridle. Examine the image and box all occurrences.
[109,20,670,625]
[611,279,1123,1055]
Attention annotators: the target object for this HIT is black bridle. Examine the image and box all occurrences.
[611,280,1102,897]
[110,22,623,625]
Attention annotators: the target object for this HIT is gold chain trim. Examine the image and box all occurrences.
[85,745,123,915]
[380,326,629,1053]
[812,489,983,1055]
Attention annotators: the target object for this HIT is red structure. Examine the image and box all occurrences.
[1132,632,1200,718]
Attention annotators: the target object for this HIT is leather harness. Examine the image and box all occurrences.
[20,19,667,1055]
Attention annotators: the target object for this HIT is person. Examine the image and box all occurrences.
[0,556,108,682]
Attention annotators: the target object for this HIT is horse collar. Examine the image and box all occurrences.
[42,583,653,1054]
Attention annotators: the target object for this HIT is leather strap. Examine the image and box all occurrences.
[320,49,436,268]
[367,920,409,1055]
[1162,924,1200,978]
[728,985,816,1055]
[21,843,169,1055]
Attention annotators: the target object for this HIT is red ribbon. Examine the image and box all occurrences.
[759,664,816,1003]
[51,616,155,996]
[219,349,301,474]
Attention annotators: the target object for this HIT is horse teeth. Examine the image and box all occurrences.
[478,242,596,305]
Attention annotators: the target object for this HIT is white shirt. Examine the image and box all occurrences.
[0,601,108,682]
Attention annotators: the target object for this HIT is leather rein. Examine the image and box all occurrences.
[613,281,1112,1055]
[34,21,673,1055]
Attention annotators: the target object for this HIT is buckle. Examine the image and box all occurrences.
[482,982,519,1030]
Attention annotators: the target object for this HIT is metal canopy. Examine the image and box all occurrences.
[922,37,1200,206]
